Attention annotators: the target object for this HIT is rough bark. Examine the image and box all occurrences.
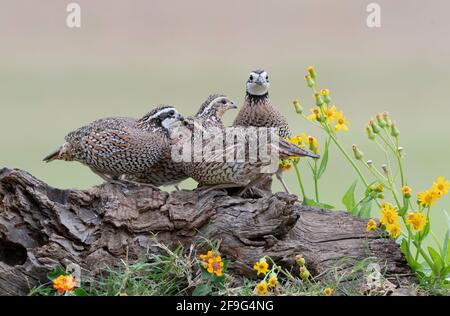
[0,168,415,295]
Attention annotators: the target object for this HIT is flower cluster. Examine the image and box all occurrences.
[252,258,279,296]
[417,177,448,207]
[53,275,77,293]
[199,250,224,277]
[379,201,401,238]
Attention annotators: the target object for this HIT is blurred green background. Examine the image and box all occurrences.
[0,0,449,239]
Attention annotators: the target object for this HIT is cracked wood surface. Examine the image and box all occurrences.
[0,168,415,295]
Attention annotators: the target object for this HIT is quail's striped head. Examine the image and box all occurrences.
[138,105,184,132]
[246,69,269,96]
[196,94,237,120]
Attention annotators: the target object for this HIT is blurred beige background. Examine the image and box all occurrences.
[0,1,449,236]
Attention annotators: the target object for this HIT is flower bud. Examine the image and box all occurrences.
[305,75,315,88]
[320,89,331,104]
[308,136,320,154]
[390,122,400,137]
[307,66,317,79]
[293,100,303,114]
[402,185,412,199]
[398,147,404,157]
[375,184,384,192]
[295,255,306,266]
[299,266,310,280]
[383,112,392,126]
[314,93,324,107]
[366,160,373,168]
[377,193,385,199]
[381,164,389,175]
[370,120,381,134]
[376,113,387,128]
[352,144,364,160]
[366,126,375,140]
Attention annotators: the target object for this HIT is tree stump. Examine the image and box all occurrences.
[0,168,415,295]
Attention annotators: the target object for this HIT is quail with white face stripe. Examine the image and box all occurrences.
[43,105,184,186]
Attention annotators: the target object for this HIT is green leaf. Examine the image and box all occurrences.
[316,138,330,179]
[401,239,420,271]
[428,246,444,276]
[74,288,89,296]
[47,266,68,281]
[441,229,449,263]
[192,284,212,296]
[342,180,357,212]
[357,199,373,218]
[302,197,334,209]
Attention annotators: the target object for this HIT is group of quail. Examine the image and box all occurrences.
[44,69,319,194]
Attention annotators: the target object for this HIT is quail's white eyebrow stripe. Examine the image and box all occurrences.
[145,107,176,121]
[198,97,225,117]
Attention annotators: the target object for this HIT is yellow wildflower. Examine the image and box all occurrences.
[53,275,77,293]
[323,287,334,296]
[406,211,427,232]
[307,107,321,122]
[206,256,224,277]
[386,222,401,238]
[253,258,269,276]
[433,176,449,196]
[366,219,377,232]
[255,281,268,296]
[334,111,349,131]
[417,189,439,207]
[279,159,292,172]
[199,250,214,262]
[268,274,278,287]
[288,133,309,147]
[323,105,338,124]
[380,202,400,226]
[401,186,412,198]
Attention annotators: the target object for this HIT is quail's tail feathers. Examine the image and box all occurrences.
[278,140,320,159]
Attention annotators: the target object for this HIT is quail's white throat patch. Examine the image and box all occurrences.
[247,82,269,95]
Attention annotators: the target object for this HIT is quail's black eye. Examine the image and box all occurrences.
[221,99,227,104]
[249,75,253,80]
[266,75,269,80]
[168,110,175,116]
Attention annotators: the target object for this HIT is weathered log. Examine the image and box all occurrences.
[0,168,415,295]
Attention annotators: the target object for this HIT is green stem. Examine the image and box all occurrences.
[328,133,369,187]
[293,162,306,199]
[313,160,319,202]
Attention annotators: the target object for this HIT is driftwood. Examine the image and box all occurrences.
[0,168,415,295]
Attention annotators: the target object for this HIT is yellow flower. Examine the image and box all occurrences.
[253,259,269,276]
[334,111,349,131]
[53,275,77,293]
[279,159,292,172]
[199,250,214,262]
[402,186,412,198]
[379,202,400,226]
[206,256,224,277]
[433,177,449,196]
[406,211,427,232]
[119,292,128,296]
[366,219,377,232]
[323,287,334,296]
[417,189,439,207]
[320,89,329,96]
[386,222,401,238]
[268,274,278,287]
[288,133,309,147]
[255,281,268,296]
[323,105,338,124]
[307,107,321,122]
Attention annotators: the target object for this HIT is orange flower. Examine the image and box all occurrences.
[53,275,77,293]
[206,256,224,277]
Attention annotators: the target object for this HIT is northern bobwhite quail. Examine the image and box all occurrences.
[233,69,293,192]
[43,105,184,186]
[123,94,237,188]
